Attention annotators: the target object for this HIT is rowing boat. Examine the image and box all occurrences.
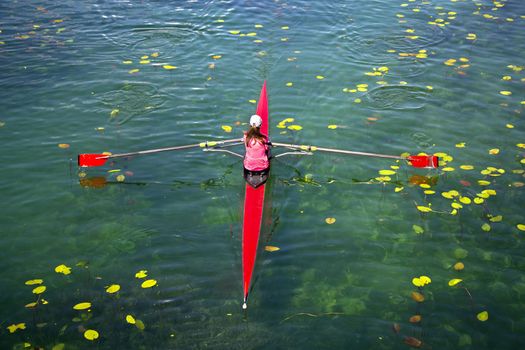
[242,81,269,309]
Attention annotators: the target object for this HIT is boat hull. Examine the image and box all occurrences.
[242,81,269,308]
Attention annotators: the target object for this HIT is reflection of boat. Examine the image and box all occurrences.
[242,81,269,309]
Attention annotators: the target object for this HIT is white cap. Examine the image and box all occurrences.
[249,114,262,127]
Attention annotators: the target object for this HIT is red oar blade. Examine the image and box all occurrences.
[78,154,109,167]
[407,155,439,168]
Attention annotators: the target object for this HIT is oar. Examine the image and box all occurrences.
[78,138,242,167]
[271,142,439,168]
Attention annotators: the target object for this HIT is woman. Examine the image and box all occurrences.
[243,114,270,188]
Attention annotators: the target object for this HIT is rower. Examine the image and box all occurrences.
[243,114,270,188]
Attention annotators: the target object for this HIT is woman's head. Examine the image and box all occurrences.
[246,114,265,145]
[249,114,262,128]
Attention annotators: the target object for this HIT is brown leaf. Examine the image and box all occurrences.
[404,336,423,348]
[409,315,422,323]
[411,291,425,302]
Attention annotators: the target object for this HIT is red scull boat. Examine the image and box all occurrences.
[242,81,269,309]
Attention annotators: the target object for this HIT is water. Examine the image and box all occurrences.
[1,0,524,349]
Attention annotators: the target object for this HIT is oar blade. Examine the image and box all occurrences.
[78,154,108,167]
[407,155,439,168]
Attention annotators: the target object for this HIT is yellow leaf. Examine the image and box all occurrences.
[151,52,159,58]
[489,215,502,222]
[25,302,38,308]
[412,277,423,287]
[409,315,422,323]
[455,142,466,148]
[139,60,150,64]
[221,125,232,133]
[489,148,499,155]
[316,75,325,80]
[499,90,512,96]
[84,329,99,341]
[419,276,431,285]
[442,167,455,172]
[481,223,491,232]
[325,217,336,224]
[477,311,489,321]
[73,302,91,310]
[413,225,424,234]
[286,82,293,87]
[466,33,477,40]
[116,174,125,182]
[416,206,432,213]
[354,98,362,103]
[327,124,338,129]
[229,30,240,35]
[135,270,148,279]
[135,319,145,330]
[248,99,256,104]
[287,125,302,131]
[7,323,26,333]
[460,165,474,170]
[451,202,463,209]
[395,186,404,192]
[448,278,463,286]
[516,224,525,231]
[162,65,177,70]
[281,26,289,30]
[141,279,157,288]
[141,55,149,60]
[58,143,70,149]
[122,60,132,64]
[32,286,46,294]
[379,169,396,176]
[265,245,280,252]
[212,55,222,60]
[459,196,471,204]
[126,315,136,324]
[478,180,491,186]
[106,284,120,294]
[474,197,484,204]
[25,279,43,285]
[454,262,464,271]
[506,124,514,128]
[128,69,140,74]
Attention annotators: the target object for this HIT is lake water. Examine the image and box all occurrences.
[1,0,524,349]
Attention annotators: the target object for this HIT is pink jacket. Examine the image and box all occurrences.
[243,135,269,171]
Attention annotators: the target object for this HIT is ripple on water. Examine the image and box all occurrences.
[99,82,167,125]
[364,84,430,110]
[338,16,447,78]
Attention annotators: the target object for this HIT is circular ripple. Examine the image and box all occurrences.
[99,82,167,125]
[364,85,430,110]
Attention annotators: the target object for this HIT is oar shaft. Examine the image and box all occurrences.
[271,142,404,160]
[105,138,242,160]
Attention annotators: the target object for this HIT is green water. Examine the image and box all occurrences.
[1,0,524,349]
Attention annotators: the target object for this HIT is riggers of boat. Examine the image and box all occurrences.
[77,81,439,309]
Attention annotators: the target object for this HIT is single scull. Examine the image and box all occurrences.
[242,81,269,309]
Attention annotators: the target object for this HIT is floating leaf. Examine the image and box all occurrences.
[122,60,132,64]
[265,245,280,252]
[395,186,404,192]
[489,148,499,155]
[141,279,157,288]
[221,125,232,133]
[489,215,502,222]
[139,60,150,64]
[411,291,425,302]
[116,174,125,182]
[162,65,177,70]
[286,82,293,87]
[110,109,119,118]
[499,90,512,96]
[454,262,464,271]
[481,223,491,232]
[126,315,136,324]
[327,124,337,129]
[517,224,525,231]
[58,143,70,149]
[316,75,325,80]
[73,302,91,310]
[212,55,222,60]
[325,217,336,224]
[448,278,463,287]
[25,279,43,285]
[229,30,240,35]
[379,169,396,176]
[419,276,431,285]
[128,69,140,74]
[135,270,148,279]
[287,125,302,131]
[32,286,46,294]
[459,196,471,204]
[477,311,489,321]
[151,52,159,58]
[84,329,99,341]
[416,206,432,213]
[25,302,38,308]
[7,323,26,333]
[106,284,120,294]
[412,277,423,287]
[466,33,477,40]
